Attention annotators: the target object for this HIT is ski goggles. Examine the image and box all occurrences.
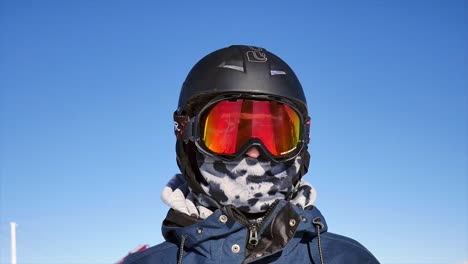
[174,96,310,161]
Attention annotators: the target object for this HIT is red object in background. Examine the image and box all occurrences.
[116,244,148,264]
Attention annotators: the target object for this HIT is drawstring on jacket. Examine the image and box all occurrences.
[177,234,188,264]
[313,217,325,264]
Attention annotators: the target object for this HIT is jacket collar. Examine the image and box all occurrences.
[161,200,328,249]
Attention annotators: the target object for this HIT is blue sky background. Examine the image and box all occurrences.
[0,0,466,263]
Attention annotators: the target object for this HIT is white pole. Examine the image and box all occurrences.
[10,222,17,264]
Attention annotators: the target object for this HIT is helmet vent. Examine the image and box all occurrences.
[219,64,244,72]
[270,70,287,75]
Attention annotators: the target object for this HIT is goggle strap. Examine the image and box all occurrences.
[305,116,311,144]
[174,113,195,143]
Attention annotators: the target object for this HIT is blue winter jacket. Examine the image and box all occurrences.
[123,200,379,264]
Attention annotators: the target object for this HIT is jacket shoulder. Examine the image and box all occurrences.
[122,241,179,264]
[313,232,380,263]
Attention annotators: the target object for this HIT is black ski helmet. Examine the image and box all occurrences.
[174,45,310,195]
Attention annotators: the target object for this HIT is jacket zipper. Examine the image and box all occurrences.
[231,200,280,249]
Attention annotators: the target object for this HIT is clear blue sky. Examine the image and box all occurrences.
[0,1,466,263]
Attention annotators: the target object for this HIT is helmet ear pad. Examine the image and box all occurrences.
[293,149,310,186]
[175,139,209,195]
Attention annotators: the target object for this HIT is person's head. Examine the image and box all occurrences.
[173,45,311,212]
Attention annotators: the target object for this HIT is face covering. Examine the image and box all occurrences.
[161,153,317,219]
[196,152,304,213]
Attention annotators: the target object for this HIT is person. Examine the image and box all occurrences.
[122,45,379,264]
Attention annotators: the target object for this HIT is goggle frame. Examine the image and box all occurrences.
[174,94,310,162]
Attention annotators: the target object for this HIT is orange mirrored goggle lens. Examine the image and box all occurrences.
[200,99,301,157]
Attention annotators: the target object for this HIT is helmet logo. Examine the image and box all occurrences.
[246,46,268,63]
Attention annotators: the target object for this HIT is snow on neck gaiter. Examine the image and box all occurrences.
[196,152,302,213]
